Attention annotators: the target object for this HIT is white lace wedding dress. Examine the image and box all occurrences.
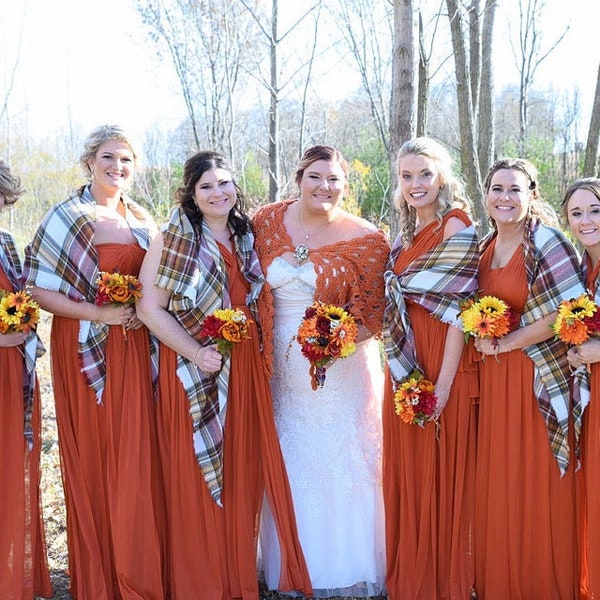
[259,257,386,597]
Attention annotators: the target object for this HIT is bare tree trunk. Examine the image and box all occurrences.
[268,0,280,203]
[584,62,600,177]
[417,11,429,138]
[477,0,497,177]
[445,0,485,229]
[391,0,418,158]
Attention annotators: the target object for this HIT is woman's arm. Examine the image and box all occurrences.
[136,234,222,373]
[475,312,555,355]
[433,324,464,417]
[32,286,134,326]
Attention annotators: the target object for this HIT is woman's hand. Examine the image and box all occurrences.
[94,303,135,327]
[474,336,511,356]
[124,310,144,331]
[0,331,26,347]
[432,384,451,420]
[567,339,600,369]
[193,343,223,373]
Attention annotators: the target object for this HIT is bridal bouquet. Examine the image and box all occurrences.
[393,369,438,427]
[552,293,600,345]
[296,301,358,390]
[95,271,143,340]
[459,294,516,350]
[199,308,251,354]
[0,289,40,334]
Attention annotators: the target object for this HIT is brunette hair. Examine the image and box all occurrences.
[175,150,252,238]
[483,157,558,229]
[294,144,350,190]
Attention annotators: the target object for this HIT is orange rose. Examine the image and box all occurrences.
[221,321,242,343]
[108,284,131,303]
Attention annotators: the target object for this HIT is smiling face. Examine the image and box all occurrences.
[88,139,135,196]
[398,153,443,220]
[485,168,531,227]
[567,188,600,253]
[193,167,236,222]
[299,159,346,214]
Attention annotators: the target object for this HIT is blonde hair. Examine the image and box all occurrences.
[483,158,558,229]
[79,124,138,178]
[393,137,471,246]
[0,159,25,207]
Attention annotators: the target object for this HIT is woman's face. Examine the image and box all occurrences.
[88,139,135,195]
[485,168,531,227]
[193,167,236,221]
[398,153,443,214]
[299,159,346,213]
[567,188,600,251]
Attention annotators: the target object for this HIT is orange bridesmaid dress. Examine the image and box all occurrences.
[50,243,164,600]
[156,242,310,599]
[579,259,600,600]
[0,267,52,599]
[383,210,478,599]
[474,239,578,599]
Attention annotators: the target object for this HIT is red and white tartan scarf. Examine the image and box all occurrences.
[23,185,153,401]
[155,206,264,505]
[383,223,479,385]
[0,228,45,449]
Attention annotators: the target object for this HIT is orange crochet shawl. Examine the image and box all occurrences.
[253,199,390,376]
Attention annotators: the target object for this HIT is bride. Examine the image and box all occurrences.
[254,144,389,597]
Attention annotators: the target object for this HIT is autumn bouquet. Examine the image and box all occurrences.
[296,301,358,390]
[459,294,516,350]
[552,293,600,345]
[95,271,143,340]
[199,308,251,354]
[0,289,40,334]
[393,369,438,427]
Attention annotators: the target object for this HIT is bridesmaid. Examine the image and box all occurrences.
[473,158,583,599]
[563,177,600,599]
[0,160,52,599]
[24,125,164,599]
[383,137,479,599]
[137,150,311,599]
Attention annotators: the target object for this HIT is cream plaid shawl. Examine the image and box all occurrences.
[23,185,153,401]
[155,206,264,505]
[481,219,586,474]
[0,228,45,448]
[383,223,479,385]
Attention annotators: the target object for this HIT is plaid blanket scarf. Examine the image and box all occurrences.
[23,185,152,401]
[155,206,264,505]
[0,228,45,448]
[383,223,479,385]
[481,218,586,474]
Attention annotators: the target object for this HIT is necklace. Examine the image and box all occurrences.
[294,207,331,265]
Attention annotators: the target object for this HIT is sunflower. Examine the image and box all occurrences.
[557,294,596,322]
[478,295,509,315]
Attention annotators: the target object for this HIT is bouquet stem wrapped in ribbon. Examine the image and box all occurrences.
[0,289,40,334]
[296,301,358,390]
[199,308,251,354]
[94,271,143,341]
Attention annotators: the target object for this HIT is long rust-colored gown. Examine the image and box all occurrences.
[474,239,578,600]
[383,210,478,600]
[0,266,52,600]
[156,242,310,600]
[579,258,600,600]
[50,243,164,600]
